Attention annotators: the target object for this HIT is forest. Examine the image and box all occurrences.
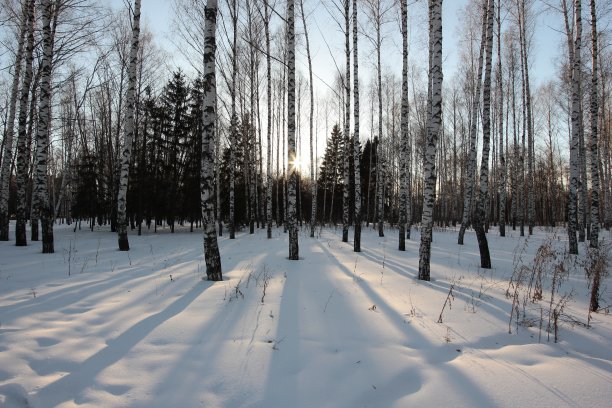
[0,0,611,407]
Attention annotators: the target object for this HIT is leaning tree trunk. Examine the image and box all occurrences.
[418,0,443,281]
[299,0,315,239]
[116,0,141,251]
[15,0,35,247]
[341,0,350,243]
[458,0,487,245]
[473,0,494,269]
[0,1,27,241]
[201,0,222,280]
[33,0,56,254]
[568,0,582,255]
[588,0,599,249]
[399,0,409,251]
[287,0,299,260]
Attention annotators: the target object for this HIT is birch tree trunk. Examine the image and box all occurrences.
[15,0,35,246]
[352,0,362,252]
[568,0,581,255]
[33,0,56,253]
[342,0,351,243]
[497,0,506,237]
[473,0,494,269]
[201,0,222,280]
[298,0,315,239]
[265,0,273,239]
[418,0,443,281]
[287,0,299,260]
[116,0,141,251]
[399,0,408,251]
[588,0,599,249]
[229,0,238,240]
[0,1,27,241]
[458,0,487,245]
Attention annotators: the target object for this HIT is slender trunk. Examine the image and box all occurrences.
[287,0,299,259]
[34,0,55,253]
[342,0,351,243]
[588,0,599,248]
[201,0,222,280]
[0,1,27,241]
[399,0,408,251]
[116,0,141,251]
[473,0,494,269]
[568,0,582,254]
[266,0,273,239]
[458,0,487,245]
[229,0,238,239]
[418,0,443,281]
[497,0,506,237]
[352,0,362,251]
[15,0,35,246]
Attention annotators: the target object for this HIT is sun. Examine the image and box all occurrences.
[289,155,308,174]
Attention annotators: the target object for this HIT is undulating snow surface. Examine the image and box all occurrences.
[0,222,610,407]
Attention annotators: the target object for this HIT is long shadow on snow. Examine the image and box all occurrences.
[316,240,498,406]
[358,246,512,320]
[32,281,214,407]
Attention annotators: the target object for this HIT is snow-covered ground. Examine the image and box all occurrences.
[0,222,610,408]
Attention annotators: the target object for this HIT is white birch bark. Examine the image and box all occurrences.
[418,0,443,281]
[201,0,222,280]
[473,0,494,269]
[342,0,351,243]
[0,1,28,241]
[588,0,599,248]
[229,0,238,240]
[265,0,273,239]
[497,0,506,237]
[458,0,487,245]
[116,0,141,251]
[287,0,299,260]
[399,0,408,251]
[15,0,35,246]
[352,0,362,252]
[568,0,581,255]
[34,0,55,253]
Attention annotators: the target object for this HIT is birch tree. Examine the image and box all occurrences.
[568,0,581,255]
[497,0,506,237]
[299,0,316,239]
[201,0,222,280]
[265,0,273,239]
[352,0,362,252]
[342,0,351,243]
[458,0,487,246]
[32,0,57,253]
[116,0,141,251]
[588,0,599,249]
[398,0,408,251]
[418,0,442,281]
[15,0,35,246]
[0,0,27,241]
[473,0,494,269]
[287,0,299,260]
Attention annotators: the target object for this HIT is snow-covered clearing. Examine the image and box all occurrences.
[0,222,611,407]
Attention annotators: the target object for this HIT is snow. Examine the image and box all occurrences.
[0,222,611,407]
